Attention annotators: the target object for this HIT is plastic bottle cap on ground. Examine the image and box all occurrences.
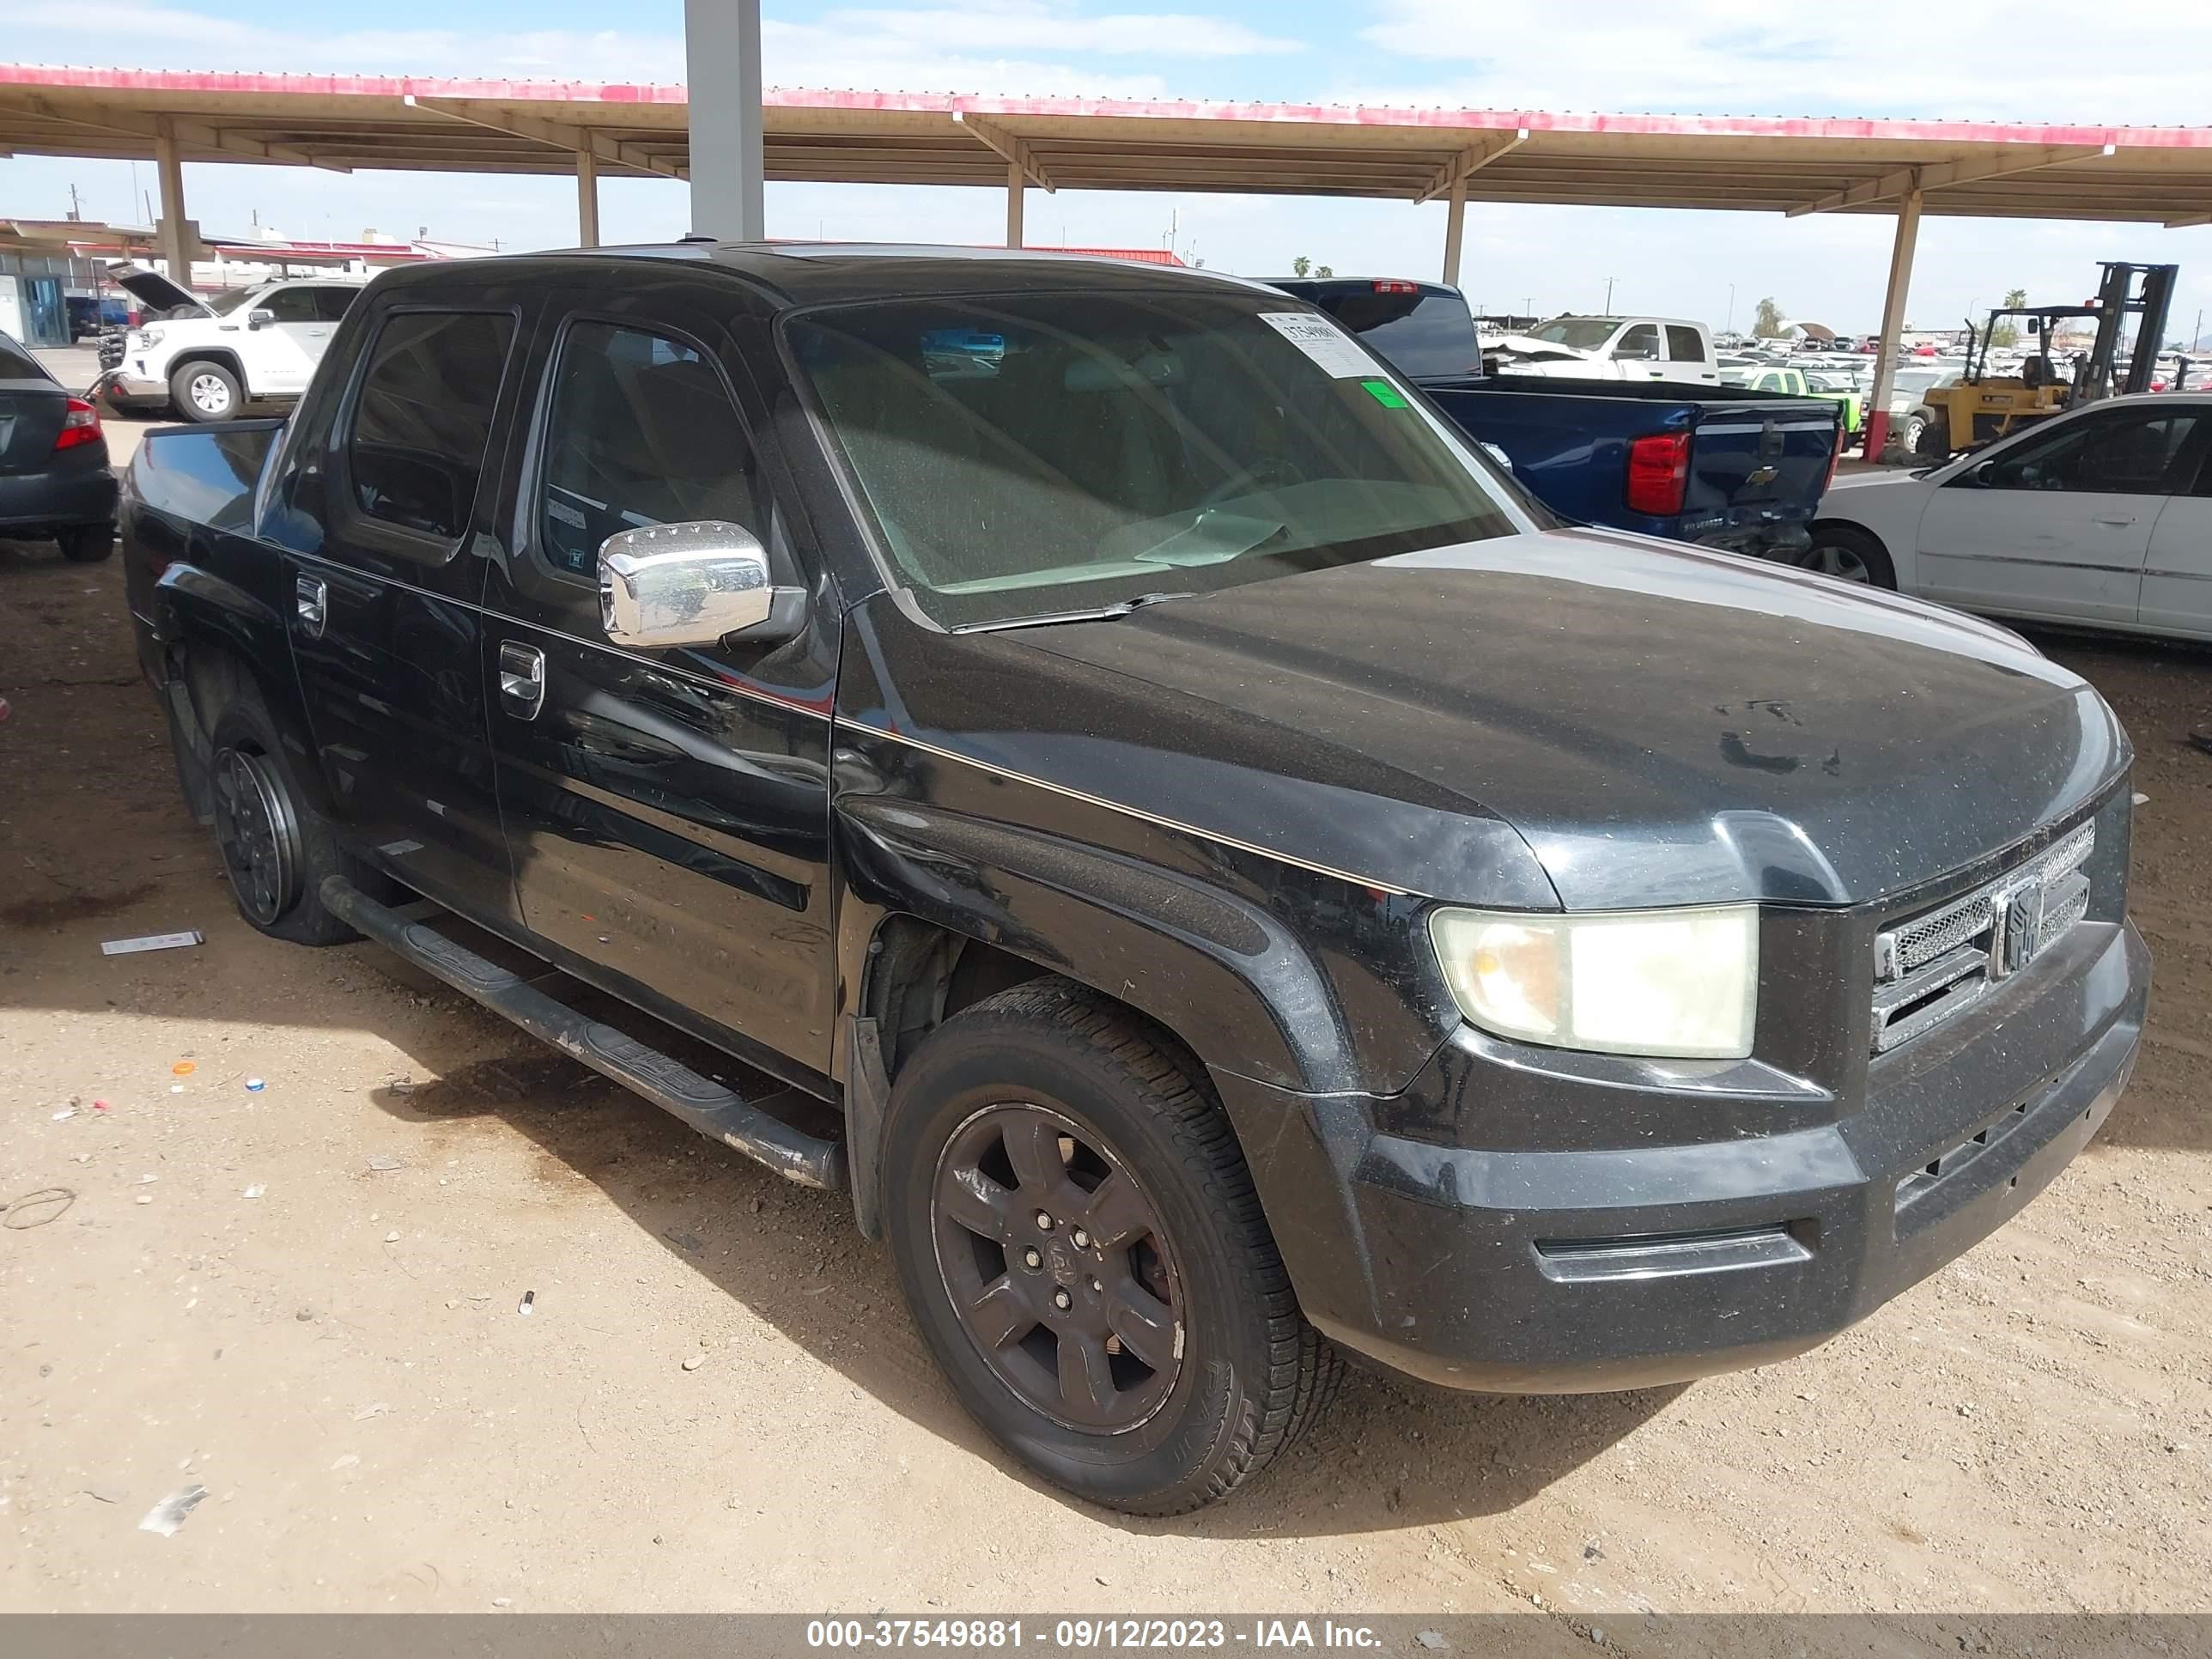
[172,1061,195,1076]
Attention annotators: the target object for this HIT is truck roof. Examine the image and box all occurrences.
[369,240,1272,308]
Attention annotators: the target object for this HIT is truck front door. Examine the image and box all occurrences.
[270,300,526,923]
[478,295,839,1085]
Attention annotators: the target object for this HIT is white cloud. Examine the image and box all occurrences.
[1358,0,2212,125]
[0,1,1293,93]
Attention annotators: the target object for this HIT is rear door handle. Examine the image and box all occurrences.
[2093,514,2136,526]
[295,575,326,638]
[498,641,546,720]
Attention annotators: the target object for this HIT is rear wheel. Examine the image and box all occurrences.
[883,980,1340,1514]
[55,523,114,562]
[1799,524,1895,588]
[203,678,373,945]
[171,360,241,423]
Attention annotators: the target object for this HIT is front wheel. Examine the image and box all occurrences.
[1798,524,1896,589]
[883,981,1340,1514]
[171,360,241,423]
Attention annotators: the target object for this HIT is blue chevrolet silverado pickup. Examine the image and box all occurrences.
[1269,277,1843,558]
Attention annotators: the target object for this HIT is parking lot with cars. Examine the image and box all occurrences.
[5,291,2212,1622]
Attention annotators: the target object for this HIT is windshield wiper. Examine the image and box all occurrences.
[953,591,1196,634]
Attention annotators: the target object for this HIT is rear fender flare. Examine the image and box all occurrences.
[152,563,333,817]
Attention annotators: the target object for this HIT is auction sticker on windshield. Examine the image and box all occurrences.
[1257,311,1378,378]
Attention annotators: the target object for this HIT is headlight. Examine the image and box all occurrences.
[1430,904,1758,1060]
[134,326,163,349]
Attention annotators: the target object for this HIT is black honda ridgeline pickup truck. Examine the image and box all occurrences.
[121,246,2148,1514]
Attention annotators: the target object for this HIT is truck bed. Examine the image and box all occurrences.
[1419,374,1841,550]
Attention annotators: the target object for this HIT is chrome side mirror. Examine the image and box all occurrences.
[598,520,805,650]
[246,308,275,330]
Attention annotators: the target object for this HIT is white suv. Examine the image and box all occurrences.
[104,266,366,422]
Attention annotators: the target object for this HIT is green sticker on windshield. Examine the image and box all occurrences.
[1361,378,1410,409]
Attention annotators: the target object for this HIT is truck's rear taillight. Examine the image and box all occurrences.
[1625,430,1691,517]
[52,397,102,453]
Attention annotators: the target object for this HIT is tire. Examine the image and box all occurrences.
[171,359,242,423]
[1798,524,1896,589]
[56,522,115,562]
[883,979,1340,1515]
[1906,408,1950,460]
[202,673,368,945]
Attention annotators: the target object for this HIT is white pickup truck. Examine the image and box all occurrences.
[1492,314,1722,386]
[101,266,366,422]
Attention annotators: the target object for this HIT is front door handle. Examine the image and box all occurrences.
[2093,514,2136,526]
[498,641,546,720]
[295,575,326,638]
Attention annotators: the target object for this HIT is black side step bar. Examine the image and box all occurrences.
[320,877,847,1192]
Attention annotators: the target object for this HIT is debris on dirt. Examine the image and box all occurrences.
[2134,791,2152,805]
[242,1185,265,1199]
[351,1402,389,1421]
[2,1188,77,1230]
[384,1231,401,1243]
[748,1196,765,1214]
[681,1354,704,1371]
[366,1155,404,1172]
[91,1099,110,1112]
[52,1106,76,1121]
[170,1062,195,1076]
[492,1597,513,1608]
[331,1454,360,1471]
[1414,1633,1448,1650]
[99,933,204,957]
[295,1308,313,1322]
[663,1228,704,1255]
[137,1484,208,1537]
[517,1291,536,1316]
[244,1079,266,1093]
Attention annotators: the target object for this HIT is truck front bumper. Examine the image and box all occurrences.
[1212,918,2147,1394]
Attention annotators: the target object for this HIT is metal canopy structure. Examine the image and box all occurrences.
[5,65,2212,223]
[7,63,2210,452]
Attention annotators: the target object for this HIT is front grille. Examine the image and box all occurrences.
[1870,823,2096,1054]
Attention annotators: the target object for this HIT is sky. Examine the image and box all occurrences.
[5,0,2212,339]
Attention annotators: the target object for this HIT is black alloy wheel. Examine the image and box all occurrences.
[211,745,301,927]
[932,1102,1184,1434]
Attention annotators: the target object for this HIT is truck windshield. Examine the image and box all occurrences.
[787,291,1536,629]
[1528,319,1619,350]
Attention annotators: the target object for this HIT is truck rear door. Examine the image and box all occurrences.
[273,295,528,924]
[1676,396,1840,546]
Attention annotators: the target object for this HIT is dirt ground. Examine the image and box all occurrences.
[3,495,2209,1624]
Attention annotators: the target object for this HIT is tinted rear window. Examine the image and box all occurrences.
[349,310,515,541]
[0,333,46,380]
[1309,289,1479,378]
[1665,325,1707,362]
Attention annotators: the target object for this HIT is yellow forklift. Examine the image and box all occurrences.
[1902,261,2179,459]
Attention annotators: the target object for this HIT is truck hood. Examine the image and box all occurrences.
[878,527,2127,911]
[105,264,212,319]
